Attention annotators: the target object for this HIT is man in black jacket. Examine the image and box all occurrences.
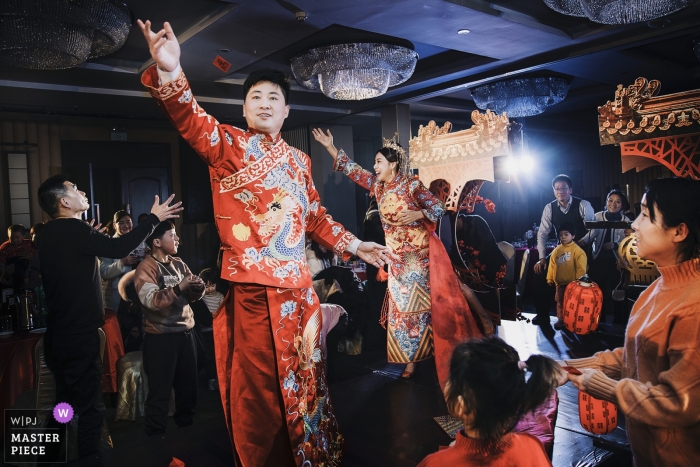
[36,174,182,465]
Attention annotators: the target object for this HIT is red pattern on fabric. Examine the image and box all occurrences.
[213,284,343,466]
[428,229,483,390]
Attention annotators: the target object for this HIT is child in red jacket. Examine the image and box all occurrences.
[418,337,565,467]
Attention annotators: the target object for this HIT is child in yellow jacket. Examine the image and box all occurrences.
[547,222,587,330]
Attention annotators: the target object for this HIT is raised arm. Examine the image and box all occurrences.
[80,195,182,259]
[138,20,238,171]
[312,128,377,192]
[137,20,180,73]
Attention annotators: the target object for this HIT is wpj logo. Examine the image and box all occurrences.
[4,404,71,464]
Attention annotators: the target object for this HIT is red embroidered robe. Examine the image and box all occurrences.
[142,65,354,466]
[334,150,481,388]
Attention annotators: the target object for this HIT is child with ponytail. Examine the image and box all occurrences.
[418,336,566,466]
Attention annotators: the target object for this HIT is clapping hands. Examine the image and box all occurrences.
[179,274,204,293]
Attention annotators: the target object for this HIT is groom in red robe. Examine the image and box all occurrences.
[138,19,393,467]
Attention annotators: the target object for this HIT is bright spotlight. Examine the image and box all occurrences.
[520,155,535,172]
[505,157,518,175]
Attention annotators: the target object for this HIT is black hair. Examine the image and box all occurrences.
[8,224,26,238]
[606,189,631,212]
[199,268,218,285]
[30,223,45,246]
[113,210,131,224]
[377,146,402,165]
[309,239,334,261]
[243,69,291,104]
[558,221,576,238]
[38,174,69,218]
[643,177,700,263]
[145,220,175,248]
[552,174,572,189]
[445,336,560,455]
[137,213,150,225]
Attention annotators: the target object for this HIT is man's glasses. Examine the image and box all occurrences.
[553,186,570,192]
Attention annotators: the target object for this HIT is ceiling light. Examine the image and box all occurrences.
[290,43,418,100]
[0,0,132,70]
[542,0,586,17]
[543,0,692,25]
[457,29,471,34]
[471,77,569,118]
[218,48,231,53]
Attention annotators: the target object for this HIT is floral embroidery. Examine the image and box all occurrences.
[332,225,342,236]
[244,247,263,264]
[207,126,220,146]
[283,370,298,392]
[225,131,233,146]
[234,189,256,204]
[178,89,192,104]
[281,300,297,318]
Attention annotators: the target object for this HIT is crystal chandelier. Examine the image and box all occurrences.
[290,43,418,100]
[471,77,570,118]
[542,0,692,25]
[0,0,132,70]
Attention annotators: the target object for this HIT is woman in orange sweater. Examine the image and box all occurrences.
[564,177,700,467]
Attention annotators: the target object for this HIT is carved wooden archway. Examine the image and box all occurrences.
[598,77,700,179]
[409,110,511,210]
[619,134,700,179]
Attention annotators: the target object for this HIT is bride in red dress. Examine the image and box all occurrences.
[313,129,481,381]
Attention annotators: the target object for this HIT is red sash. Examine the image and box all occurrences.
[428,227,483,390]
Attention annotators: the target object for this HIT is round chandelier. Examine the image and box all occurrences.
[471,77,570,118]
[542,0,693,25]
[290,43,418,100]
[0,0,133,70]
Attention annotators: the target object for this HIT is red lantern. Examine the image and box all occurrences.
[563,275,604,335]
[578,391,618,435]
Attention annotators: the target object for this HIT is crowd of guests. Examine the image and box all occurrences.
[3,172,698,467]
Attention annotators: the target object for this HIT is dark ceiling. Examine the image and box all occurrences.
[1,0,699,131]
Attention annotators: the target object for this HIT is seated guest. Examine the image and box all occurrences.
[190,267,224,390]
[418,336,564,467]
[579,189,634,324]
[117,270,144,353]
[134,221,205,436]
[564,177,700,467]
[306,239,337,278]
[0,224,36,291]
[99,211,147,310]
